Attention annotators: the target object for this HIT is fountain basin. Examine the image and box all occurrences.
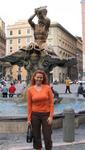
[0,97,85,133]
[0,98,27,133]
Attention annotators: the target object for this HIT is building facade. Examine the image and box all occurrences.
[0,18,6,78]
[48,23,83,82]
[6,20,34,80]
[76,37,83,79]
[81,0,85,77]
[0,18,6,56]
[6,20,83,82]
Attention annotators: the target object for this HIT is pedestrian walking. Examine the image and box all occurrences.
[65,77,72,93]
[27,70,54,150]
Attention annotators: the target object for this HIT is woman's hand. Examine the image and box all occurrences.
[47,117,53,125]
[28,121,31,126]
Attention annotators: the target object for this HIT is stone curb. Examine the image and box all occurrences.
[8,140,85,150]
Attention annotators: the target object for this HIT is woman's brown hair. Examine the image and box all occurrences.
[30,70,48,85]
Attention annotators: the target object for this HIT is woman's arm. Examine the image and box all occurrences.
[28,89,32,123]
[48,86,54,118]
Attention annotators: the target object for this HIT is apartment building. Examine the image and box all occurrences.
[0,18,6,56]
[6,20,83,82]
[0,18,6,78]
[6,20,34,80]
[81,0,85,77]
[48,23,83,82]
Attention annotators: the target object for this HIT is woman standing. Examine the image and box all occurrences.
[27,70,54,150]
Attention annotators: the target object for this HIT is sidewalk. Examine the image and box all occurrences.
[0,124,85,150]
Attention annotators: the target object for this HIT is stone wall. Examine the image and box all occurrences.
[0,114,85,133]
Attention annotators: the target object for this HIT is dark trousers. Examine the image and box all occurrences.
[9,94,13,97]
[2,93,7,97]
[31,112,52,150]
[65,86,71,93]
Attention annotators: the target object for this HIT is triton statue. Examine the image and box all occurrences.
[0,6,77,83]
[28,6,50,50]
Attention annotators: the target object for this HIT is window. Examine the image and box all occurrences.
[48,38,52,44]
[10,31,13,35]
[10,47,12,52]
[10,39,12,44]
[66,53,68,57]
[59,51,62,54]
[18,38,21,44]
[18,30,21,35]
[10,50,12,52]
[27,37,30,43]
[10,46,12,49]
[18,46,21,49]
[27,29,30,34]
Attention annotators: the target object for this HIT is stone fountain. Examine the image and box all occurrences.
[0,6,76,84]
[0,6,79,133]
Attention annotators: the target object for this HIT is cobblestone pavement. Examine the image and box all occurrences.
[0,124,85,150]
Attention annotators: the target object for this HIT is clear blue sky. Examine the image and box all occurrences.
[0,0,82,36]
